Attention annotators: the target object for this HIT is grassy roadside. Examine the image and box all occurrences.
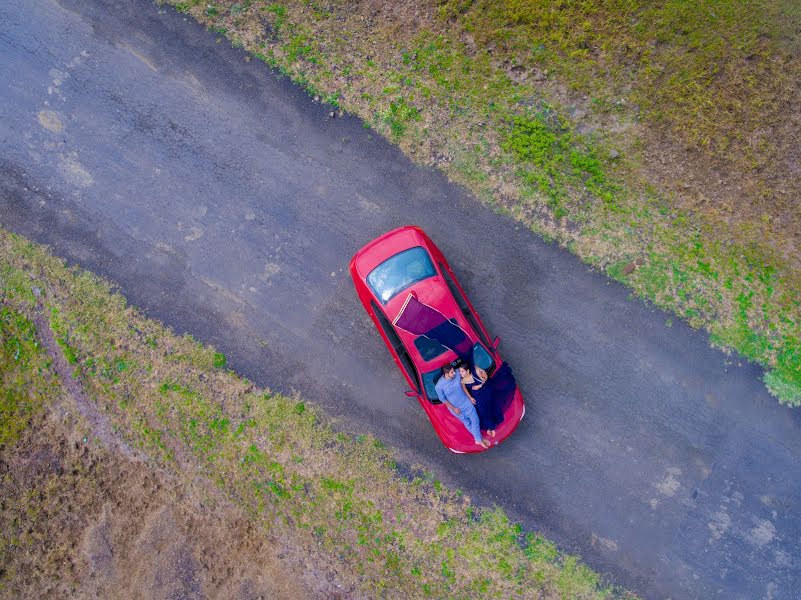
[1,228,629,597]
[159,0,801,405]
[0,306,55,448]
[0,312,77,593]
[0,289,74,591]
[0,285,309,598]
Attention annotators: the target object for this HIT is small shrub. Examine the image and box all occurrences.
[382,97,421,138]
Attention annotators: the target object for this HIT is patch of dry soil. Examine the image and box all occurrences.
[0,311,333,600]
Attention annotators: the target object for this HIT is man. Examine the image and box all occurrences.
[435,361,489,449]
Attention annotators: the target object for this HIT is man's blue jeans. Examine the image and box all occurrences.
[449,402,482,443]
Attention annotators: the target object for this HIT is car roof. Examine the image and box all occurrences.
[393,281,478,370]
[352,226,479,370]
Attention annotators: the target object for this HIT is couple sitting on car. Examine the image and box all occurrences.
[435,359,506,449]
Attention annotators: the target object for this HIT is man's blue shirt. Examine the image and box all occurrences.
[435,374,472,410]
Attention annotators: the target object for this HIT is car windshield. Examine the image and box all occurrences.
[472,342,494,372]
[366,247,436,304]
[422,343,495,401]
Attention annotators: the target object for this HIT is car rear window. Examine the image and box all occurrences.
[366,246,436,304]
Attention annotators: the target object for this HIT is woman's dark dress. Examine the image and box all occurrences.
[465,365,505,431]
[488,362,516,412]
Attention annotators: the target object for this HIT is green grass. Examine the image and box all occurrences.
[157,0,801,405]
[0,227,625,597]
[0,307,57,446]
[212,351,227,368]
[444,0,800,166]
[381,96,421,139]
[502,111,619,219]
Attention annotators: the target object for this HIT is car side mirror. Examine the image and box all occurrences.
[493,336,501,349]
[405,390,418,398]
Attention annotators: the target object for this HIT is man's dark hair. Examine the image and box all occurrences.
[441,363,455,375]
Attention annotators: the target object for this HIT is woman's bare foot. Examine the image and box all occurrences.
[489,430,496,438]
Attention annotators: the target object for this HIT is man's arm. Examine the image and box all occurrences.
[435,379,460,414]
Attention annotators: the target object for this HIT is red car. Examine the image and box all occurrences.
[349,225,525,453]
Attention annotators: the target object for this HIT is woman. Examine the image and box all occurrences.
[459,362,504,438]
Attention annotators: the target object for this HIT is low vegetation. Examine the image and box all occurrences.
[0,300,310,598]
[1,228,629,596]
[159,0,801,405]
[0,306,54,447]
